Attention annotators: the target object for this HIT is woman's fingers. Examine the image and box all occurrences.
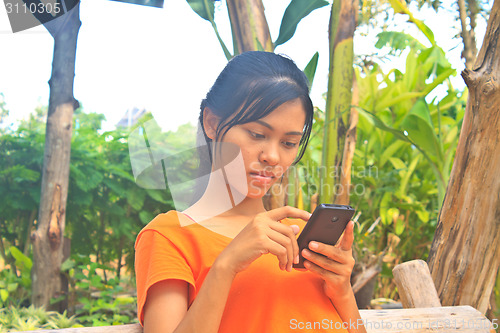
[267,226,299,271]
[307,241,350,263]
[242,207,308,272]
[302,248,354,274]
[269,222,299,260]
[266,206,311,223]
[265,206,308,270]
[266,230,293,270]
[338,221,355,251]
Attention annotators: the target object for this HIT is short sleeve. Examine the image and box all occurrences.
[135,229,196,326]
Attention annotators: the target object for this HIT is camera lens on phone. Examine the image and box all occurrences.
[331,216,339,222]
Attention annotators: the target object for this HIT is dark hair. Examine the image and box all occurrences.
[193,51,314,203]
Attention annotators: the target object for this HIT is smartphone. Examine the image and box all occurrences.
[293,204,355,269]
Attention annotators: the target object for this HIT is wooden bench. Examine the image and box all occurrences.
[15,260,496,333]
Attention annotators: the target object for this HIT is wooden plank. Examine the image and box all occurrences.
[14,306,495,332]
[12,323,143,333]
[359,306,495,332]
[393,259,442,308]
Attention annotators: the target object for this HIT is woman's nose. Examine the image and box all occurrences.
[259,143,279,165]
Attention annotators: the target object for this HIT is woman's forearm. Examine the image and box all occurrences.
[173,258,236,333]
[330,288,367,333]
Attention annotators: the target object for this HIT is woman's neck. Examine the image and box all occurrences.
[218,195,267,218]
[183,169,266,222]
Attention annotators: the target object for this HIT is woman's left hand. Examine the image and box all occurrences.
[301,220,356,300]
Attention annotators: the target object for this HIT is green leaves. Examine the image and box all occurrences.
[58,256,136,326]
[357,108,411,143]
[186,0,326,58]
[387,0,435,46]
[8,246,32,291]
[402,99,443,163]
[375,31,425,53]
[303,52,319,89]
[73,166,104,192]
[185,0,232,59]
[358,99,448,203]
[0,165,39,183]
[186,0,214,21]
[139,211,155,224]
[126,188,145,211]
[9,246,32,273]
[274,0,329,47]
[1,108,180,289]
[355,34,457,206]
[0,289,8,302]
[349,28,463,279]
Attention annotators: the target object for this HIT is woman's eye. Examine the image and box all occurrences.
[249,131,265,139]
[283,141,298,148]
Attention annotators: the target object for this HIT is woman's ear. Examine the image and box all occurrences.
[203,107,219,140]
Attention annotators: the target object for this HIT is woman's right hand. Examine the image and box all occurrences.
[215,206,311,275]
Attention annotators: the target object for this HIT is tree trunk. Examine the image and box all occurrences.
[334,75,358,205]
[427,0,500,314]
[226,0,273,54]
[31,2,81,310]
[457,0,478,69]
[319,0,358,204]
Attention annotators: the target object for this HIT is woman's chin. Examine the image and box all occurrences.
[245,190,268,199]
[246,180,279,199]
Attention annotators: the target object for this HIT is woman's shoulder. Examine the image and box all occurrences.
[138,210,195,238]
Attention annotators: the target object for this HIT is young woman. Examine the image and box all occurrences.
[135,51,367,333]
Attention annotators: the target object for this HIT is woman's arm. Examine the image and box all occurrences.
[301,221,367,333]
[143,258,236,333]
[328,289,366,333]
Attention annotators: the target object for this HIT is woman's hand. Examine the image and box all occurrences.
[301,220,356,300]
[215,206,311,276]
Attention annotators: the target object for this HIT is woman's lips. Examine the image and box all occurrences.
[249,172,275,184]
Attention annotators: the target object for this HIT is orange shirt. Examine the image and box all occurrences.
[135,211,348,332]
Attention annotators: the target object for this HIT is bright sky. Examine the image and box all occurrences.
[0,0,490,133]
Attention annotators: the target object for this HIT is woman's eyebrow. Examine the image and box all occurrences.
[255,120,303,136]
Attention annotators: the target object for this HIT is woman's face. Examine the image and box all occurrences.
[213,98,307,199]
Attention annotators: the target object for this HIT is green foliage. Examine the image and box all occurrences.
[274,0,329,47]
[352,33,464,296]
[303,52,319,90]
[65,110,174,274]
[359,0,441,32]
[0,248,32,308]
[0,250,137,330]
[289,107,324,211]
[0,108,178,317]
[0,305,81,332]
[291,27,465,299]
[60,254,137,326]
[185,0,327,57]
[0,109,44,259]
[356,41,460,205]
[185,0,232,59]
[375,31,425,54]
[388,0,436,45]
[0,246,33,308]
[9,246,32,274]
[0,93,8,133]
[186,0,214,21]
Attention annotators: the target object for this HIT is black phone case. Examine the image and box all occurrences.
[293,204,355,269]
